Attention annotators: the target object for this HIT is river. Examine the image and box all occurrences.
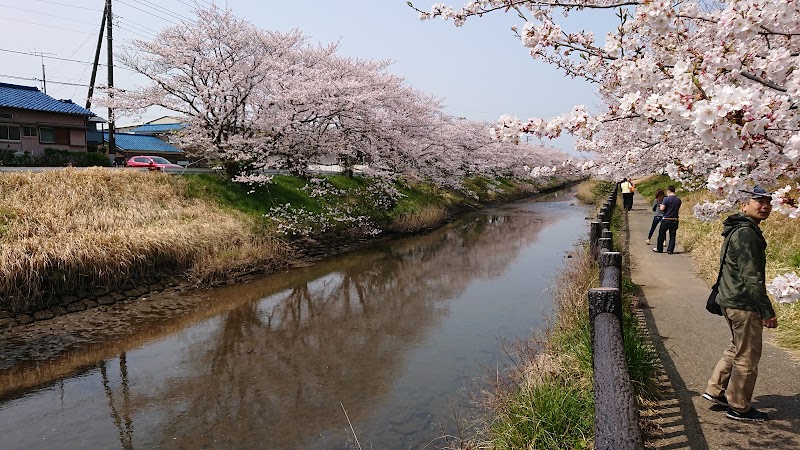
[0,187,589,449]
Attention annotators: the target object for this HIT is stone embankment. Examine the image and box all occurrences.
[0,280,180,331]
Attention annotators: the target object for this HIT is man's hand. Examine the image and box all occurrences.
[763,317,778,328]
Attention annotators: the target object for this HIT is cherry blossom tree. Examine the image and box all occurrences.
[412,0,800,302]
[105,4,573,190]
[411,0,800,223]
[108,6,306,169]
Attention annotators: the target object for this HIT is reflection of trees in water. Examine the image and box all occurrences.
[99,355,133,450]
[146,213,550,449]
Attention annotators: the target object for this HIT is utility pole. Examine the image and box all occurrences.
[86,3,107,110]
[106,0,116,162]
[30,50,54,93]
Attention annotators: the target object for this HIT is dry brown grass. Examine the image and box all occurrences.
[551,245,599,329]
[574,180,600,205]
[389,204,449,232]
[676,189,800,351]
[0,168,289,311]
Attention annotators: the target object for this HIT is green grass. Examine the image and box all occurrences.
[790,251,800,269]
[183,173,553,238]
[184,174,319,216]
[491,377,594,450]
[633,174,686,201]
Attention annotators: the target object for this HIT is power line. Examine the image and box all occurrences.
[50,26,102,77]
[116,0,180,25]
[175,0,213,9]
[137,0,192,23]
[116,22,156,40]
[0,15,93,34]
[31,0,102,11]
[0,73,89,88]
[0,48,137,73]
[117,14,161,35]
[0,3,98,26]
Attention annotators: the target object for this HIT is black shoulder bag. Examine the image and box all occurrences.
[706,236,732,315]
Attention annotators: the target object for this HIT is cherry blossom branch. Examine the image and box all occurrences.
[739,71,788,93]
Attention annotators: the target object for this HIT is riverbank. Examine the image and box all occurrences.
[0,168,577,330]
[454,180,660,449]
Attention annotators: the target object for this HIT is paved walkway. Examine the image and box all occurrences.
[625,191,800,449]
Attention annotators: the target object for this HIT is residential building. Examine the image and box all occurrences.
[0,82,96,157]
[102,132,184,166]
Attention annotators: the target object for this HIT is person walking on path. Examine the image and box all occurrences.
[703,186,777,422]
[626,188,799,448]
[646,188,665,245]
[654,185,681,254]
[620,178,635,211]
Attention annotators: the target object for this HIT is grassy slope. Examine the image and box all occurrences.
[0,170,559,313]
[634,175,800,350]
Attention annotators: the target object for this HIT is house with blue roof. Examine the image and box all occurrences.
[111,116,187,165]
[102,131,183,163]
[0,82,98,158]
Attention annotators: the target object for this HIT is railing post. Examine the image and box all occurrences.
[592,314,644,450]
[586,187,643,450]
[589,221,601,257]
[588,287,622,346]
[598,237,612,259]
[600,251,623,324]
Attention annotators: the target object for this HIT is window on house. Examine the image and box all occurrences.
[39,127,55,143]
[0,113,12,120]
[0,124,21,141]
[23,126,37,137]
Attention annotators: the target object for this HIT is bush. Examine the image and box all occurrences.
[34,148,111,167]
[0,149,32,166]
[0,148,111,167]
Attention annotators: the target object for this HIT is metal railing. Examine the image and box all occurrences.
[587,186,644,450]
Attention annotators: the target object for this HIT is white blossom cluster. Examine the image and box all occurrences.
[771,185,800,219]
[268,203,382,238]
[768,272,800,304]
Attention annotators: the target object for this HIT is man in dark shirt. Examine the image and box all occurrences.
[654,185,681,254]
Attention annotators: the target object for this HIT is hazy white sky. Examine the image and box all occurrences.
[1,0,619,152]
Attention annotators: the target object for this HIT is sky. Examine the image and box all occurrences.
[0,0,620,153]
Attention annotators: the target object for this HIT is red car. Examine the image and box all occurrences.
[125,155,184,171]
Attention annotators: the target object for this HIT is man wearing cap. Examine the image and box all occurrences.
[703,186,778,422]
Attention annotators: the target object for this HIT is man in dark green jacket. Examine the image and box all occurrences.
[703,186,778,422]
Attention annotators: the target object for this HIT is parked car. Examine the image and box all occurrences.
[125,155,184,171]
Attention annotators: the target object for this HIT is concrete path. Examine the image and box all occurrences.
[625,192,800,449]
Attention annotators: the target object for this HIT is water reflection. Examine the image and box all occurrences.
[0,194,588,449]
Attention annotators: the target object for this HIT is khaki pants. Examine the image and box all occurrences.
[706,308,763,412]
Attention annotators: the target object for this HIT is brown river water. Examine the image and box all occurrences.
[0,188,589,449]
